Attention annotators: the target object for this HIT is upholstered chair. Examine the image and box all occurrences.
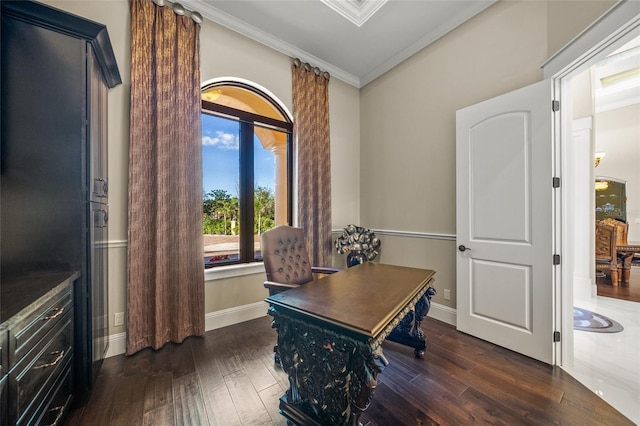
[261,225,340,296]
[261,225,340,363]
[595,221,622,285]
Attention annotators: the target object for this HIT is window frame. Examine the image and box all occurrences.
[201,84,293,268]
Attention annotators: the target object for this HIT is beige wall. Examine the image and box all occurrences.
[37,0,612,329]
[40,0,360,334]
[547,1,616,58]
[360,1,612,308]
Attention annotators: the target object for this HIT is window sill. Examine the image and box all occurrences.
[204,262,265,281]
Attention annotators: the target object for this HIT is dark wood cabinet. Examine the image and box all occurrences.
[0,273,78,425]
[0,1,121,423]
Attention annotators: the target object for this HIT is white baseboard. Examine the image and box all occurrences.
[427,302,456,326]
[205,301,269,332]
[105,302,269,358]
[105,332,127,358]
[105,301,454,358]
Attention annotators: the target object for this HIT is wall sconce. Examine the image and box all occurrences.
[595,152,606,167]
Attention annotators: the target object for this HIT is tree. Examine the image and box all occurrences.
[254,186,275,235]
[203,189,234,235]
[203,187,273,236]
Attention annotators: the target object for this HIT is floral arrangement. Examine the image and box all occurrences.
[335,224,381,261]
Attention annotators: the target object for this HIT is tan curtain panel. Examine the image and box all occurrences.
[127,0,204,355]
[292,59,332,266]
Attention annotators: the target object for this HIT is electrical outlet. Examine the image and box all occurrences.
[114,312,124,327]
[443,289,451,301]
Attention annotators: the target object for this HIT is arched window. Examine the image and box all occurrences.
[201,79,292,268]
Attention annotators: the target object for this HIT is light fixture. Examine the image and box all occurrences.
[595,151,606,167]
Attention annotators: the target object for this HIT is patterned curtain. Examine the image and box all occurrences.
[292,59,332,266]
[127,0,204,355]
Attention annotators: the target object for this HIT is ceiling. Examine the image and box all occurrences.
[183,0,496,87]
[595,34,640,112]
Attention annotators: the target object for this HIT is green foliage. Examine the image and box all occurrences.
[203,187,276,235]
[254,186,275,234]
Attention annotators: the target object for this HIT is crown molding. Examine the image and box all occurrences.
[183,0,361,87]
[184,0,495,88]
[320,0,388,27]
[360,0,495,87]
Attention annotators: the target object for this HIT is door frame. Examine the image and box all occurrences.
[542,1,640,368]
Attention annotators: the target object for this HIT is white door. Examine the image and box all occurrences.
[456,80,555,364]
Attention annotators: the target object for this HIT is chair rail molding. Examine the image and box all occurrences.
[333,228,456,241]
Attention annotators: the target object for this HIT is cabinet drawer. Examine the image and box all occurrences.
[0,328,7,376]
[11,311,73,424]
[10,288,72,368]
[1,375,8,425]
[22,361,73,426]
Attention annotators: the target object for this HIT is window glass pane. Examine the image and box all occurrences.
[202,113,240,267]
[202,85,286,122]
[254,131,277,260]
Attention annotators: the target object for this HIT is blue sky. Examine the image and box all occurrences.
[202,114,275,196]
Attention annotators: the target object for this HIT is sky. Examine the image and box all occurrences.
[202,113,275,197]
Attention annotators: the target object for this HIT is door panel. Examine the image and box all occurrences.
[456,79,554,364]
[471,113,530,242]
[471,260,531,329]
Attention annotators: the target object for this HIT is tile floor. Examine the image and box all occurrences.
[570,293,640,424]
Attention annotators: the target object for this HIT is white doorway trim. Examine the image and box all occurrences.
[542,1,640,80]
[541,0,640,369]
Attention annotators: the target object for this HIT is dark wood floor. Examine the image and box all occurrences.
[597,265,640,303]
[63,315,633,426]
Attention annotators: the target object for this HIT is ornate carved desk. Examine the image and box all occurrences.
[265,263,436,425]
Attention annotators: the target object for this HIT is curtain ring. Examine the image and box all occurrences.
[172,2,185,15]
[293,58,302,68]
[191,11,203,24]
[152,0,165,5]
[322,71,330,80]
[303,63,312,72]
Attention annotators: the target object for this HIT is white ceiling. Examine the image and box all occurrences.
[595,35,640,112]
[183,0,496,87]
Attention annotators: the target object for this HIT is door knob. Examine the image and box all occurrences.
[458,245,471,252]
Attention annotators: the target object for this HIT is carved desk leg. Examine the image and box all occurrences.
[386,286,436,358]
[269,307,383,426]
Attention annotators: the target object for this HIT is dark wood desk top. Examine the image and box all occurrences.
[266,262,435,339]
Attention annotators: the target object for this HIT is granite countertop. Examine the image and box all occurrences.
[1,270,80,326]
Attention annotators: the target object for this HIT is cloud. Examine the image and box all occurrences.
[202,131,239,149]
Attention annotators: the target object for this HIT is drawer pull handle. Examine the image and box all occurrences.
[47,406,65,426]
[42,307,65,321]
[34,350,65,369]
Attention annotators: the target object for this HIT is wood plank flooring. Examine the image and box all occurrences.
[597,265,640,303]
[63,316,633,426]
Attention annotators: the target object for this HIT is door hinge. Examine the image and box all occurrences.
[553,177,560,188]
[552,100,560,112]
[553,331,561,342]
[553,254,561,265]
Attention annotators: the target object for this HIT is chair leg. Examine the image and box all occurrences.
[611,268,619,286]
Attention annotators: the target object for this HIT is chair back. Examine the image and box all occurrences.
[261,225,314,285]
[595,222,617,261]
[600,218,628,246]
